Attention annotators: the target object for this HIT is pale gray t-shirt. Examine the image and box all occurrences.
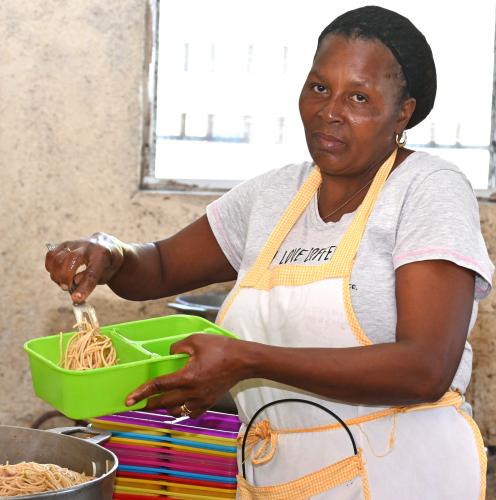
[206,151,494,395]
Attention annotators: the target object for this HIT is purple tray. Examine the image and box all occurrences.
[169,412,241,436]
[96,409,241,439]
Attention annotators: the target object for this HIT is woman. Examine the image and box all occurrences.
[46,6,493,499]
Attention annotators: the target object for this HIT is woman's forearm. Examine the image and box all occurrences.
[238,340,451,406]
[107,242,167,301]
[107,216,237,301]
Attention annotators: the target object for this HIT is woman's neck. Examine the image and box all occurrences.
[317,148,414,223]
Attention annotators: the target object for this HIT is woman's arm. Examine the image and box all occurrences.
[45,215,237,303]
[127,259,475,414]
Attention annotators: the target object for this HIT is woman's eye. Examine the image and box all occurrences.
[311,84,327,94]
[351,93,367,103]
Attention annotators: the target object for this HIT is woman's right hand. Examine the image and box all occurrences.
[45,216,237,304]
[45,232,125,304]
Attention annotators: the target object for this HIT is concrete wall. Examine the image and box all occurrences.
[466,202,496,444]
[0,0,495,447]
[0,0,218,427]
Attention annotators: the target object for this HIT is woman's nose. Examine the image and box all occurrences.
[319,97,344,123]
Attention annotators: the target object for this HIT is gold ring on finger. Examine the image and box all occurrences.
[180,403,192,417]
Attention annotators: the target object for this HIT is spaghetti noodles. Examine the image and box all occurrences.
[0,461,93,496]
[59,319,117,370]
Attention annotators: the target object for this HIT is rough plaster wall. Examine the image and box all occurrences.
[0,0,220,427]
[0,1,495,452]
[466,202,496,445]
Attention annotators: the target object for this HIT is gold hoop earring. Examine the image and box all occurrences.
[395,131,407,148]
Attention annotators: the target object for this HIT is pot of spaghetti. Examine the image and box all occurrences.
[0,425,117,498]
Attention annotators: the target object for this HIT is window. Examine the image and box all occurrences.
[144,0,496,192]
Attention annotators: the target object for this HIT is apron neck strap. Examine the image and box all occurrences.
[241,149,398,287]
[326,148,397,275]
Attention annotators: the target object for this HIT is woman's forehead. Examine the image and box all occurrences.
[312,34,401,80]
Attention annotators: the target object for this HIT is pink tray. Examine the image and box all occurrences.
[107,443,237,467]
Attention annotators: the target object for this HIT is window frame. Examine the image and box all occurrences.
[141,1,496,196]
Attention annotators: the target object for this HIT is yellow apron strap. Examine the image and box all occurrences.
[239,391,463,466]
[241,167,322,288]
[217,149,398,323]
[322,149,397,277]
[240,149,398,289]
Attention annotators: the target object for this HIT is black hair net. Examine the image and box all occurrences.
[318,5,437,129]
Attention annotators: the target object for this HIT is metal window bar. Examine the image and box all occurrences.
[282,46,288,74]
[247,44,253,74]
[184,42,189,72]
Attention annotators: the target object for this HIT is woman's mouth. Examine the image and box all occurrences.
[312,132,346,152]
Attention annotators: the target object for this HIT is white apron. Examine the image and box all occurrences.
[216,150,487,499]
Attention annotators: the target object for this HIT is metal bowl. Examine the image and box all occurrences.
[168,292,228,323]
[0,426,117,499]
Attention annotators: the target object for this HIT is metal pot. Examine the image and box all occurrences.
[168,291,228,323]
[0,425,117,499]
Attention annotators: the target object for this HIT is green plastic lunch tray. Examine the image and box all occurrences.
[24,314,237,420]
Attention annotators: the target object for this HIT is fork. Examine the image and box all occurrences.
[46,243,100,331]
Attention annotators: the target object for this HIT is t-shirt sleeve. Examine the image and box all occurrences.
[392,168,494,300]
[206,175,262,272]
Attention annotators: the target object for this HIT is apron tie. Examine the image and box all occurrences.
[237,392,463,465]
[238,419,279,465]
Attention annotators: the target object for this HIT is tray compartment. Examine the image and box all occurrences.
[139,334,190,357]
[109,315,235,343]
[24,315,237,419]
[25,330,158,419]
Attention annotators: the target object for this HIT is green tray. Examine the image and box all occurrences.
[24,314,237,420]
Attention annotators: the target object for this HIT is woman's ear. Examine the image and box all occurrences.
[397,97,416,132]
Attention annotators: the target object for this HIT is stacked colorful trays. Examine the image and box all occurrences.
[91,409,241,499]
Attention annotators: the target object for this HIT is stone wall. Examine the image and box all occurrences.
[0,0,495,447]
[466,201,496,444]
[0,0,216,427]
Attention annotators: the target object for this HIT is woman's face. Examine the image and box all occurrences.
[299,34,415,176]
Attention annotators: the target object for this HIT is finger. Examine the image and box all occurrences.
[71,245,114,302]
[126,375,184,406]
[173,401,205,419]
[183,401,207,419]
[144,395,184,413]
[45,244,67,276]
[86,244,114,283]
[161,404,183,417]
[145,398,205,419]
[47,246,81,291]
[45,246,56,272]
[149,389,186,409]
[58,248,86,293]
[170,337,196,356]
[69,268,100,303]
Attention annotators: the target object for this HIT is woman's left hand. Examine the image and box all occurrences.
[125,334,246,417]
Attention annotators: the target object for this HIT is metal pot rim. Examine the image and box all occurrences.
[0,425,117,499]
